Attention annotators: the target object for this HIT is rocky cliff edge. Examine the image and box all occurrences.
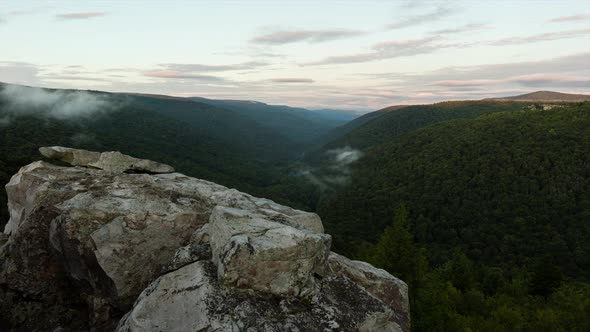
[0,147,409,332]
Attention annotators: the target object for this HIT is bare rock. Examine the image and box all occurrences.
[39,146,174,173]
[117,260,402,332]
[39,146,101,166]
[327,252,410,331]
[209,206,331,297]
[0,149,409,331]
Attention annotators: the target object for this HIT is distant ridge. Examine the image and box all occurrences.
[485,91,590,102]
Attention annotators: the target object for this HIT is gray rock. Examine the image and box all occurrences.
[358,312,403,332]
[327,252,410,331]
[117,260,402,332]
[209,206,331,297]
[39,146,174,173]
[0,232,7,248]
[39,146,101,166]
[0,150,409,331]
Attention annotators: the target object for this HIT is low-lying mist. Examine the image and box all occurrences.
[296,146,364,190]
[0,85,121,123]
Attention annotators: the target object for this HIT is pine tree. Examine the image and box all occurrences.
[371,203,427,287]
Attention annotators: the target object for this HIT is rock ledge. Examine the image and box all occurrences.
[0,147,409,331]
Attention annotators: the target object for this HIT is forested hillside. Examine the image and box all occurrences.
[320,101,527,151]
[2,82,589,330]
[318,102,590,331]
[190,97,357,143]
[0,84,322,228]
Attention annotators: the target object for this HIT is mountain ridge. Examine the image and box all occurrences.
[484,90,590,102]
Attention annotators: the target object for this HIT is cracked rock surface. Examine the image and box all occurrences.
[0,147,409,331]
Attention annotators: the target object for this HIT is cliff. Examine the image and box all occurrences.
[0,147,409,332]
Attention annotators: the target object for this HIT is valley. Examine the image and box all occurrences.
[1,82,589,331]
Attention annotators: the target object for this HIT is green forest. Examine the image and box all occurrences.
[0,90,323,228]
[1,83,589,331]
[319,103,590,331]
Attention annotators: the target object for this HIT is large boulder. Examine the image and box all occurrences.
[327,252,411,332]
[209,206,331,297]
[0,147,409,331]
[117,260,403,332]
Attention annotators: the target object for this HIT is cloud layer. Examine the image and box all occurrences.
[251,29,365,45]
[489,28,590,46]
[308,36,464,65]
[55,12,107,20]
[548,14,590,23]
[143,71,226,82]
[270,78,314,83]
[387,6,453,29]
[433,23,488,34]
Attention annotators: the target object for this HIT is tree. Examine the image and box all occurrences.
[530,258,563,297]
[371,203,427,287]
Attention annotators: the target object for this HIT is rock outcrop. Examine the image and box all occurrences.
[39,146,175,174]
[0,147,409,331]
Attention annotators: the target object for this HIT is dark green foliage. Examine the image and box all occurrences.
[320,100,526,151]
[189,97,356,144]
[321,103,590,279]
[530,258,564,298]
[365,204,427,288]
[2,82,590,331]
[318,102,590,331]
[367,204,590,332]
[0,86,325,227]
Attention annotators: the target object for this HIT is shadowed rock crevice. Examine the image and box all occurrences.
[1,147,409,331]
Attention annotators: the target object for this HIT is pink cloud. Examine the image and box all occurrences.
[548,14,590,23]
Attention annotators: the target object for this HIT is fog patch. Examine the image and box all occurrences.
[0,116,10,126]
[328,146,363,165]
[0,84,119,120]
[70,132,97,145]
[293,146,364,190]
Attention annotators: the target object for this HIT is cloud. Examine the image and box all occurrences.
[44,75,110,82]
[0,84,119,121]
[157,61,269,73]
[432,79,500,87]
[56,12,107,20]
[548,14,590,23]
[488,28,590,46]
[308,26,588,66]
[141,62,270,82]
[386,6,454,29]
[431,74,590,89]
[7,6,53,16]
[509,74,590,88]
[432,23,489,34]
[329,146,363,164]
[294,146,364,190]
[308,36,466,65]
[353,52,590,104]
[251,28,365,45]
[0,116,10,127]
[0,61,42,85]
[143,71,226,82]
[421,52,590,82]
[270,78,314,83]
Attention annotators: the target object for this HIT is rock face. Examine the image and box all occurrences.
[39,146,175,173]
[209,206,331,297]
[0,147,409,331]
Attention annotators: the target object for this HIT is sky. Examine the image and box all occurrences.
[0,0,589,111]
